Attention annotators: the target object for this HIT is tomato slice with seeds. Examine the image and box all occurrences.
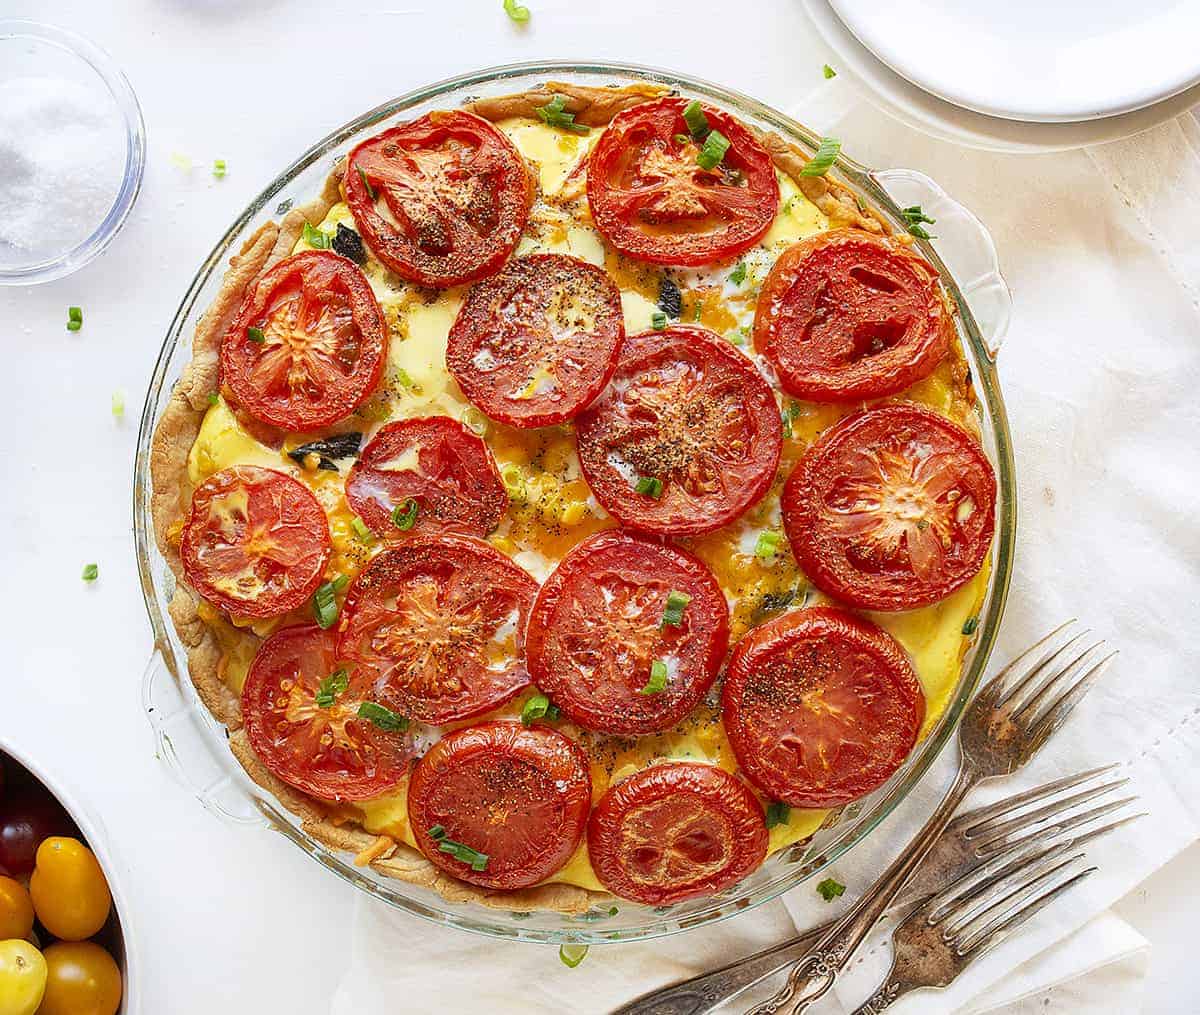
[588,762,768,905]
[723,607,924,808]
[446,254,625,428]
[336,536,537,725]
[345,111,532,288]
[754,230,953,402]
[344,416,507,538]
[587,97,779,266]
[782,403,996,611]
[575,325,782,536]
[241,625,411,802]
[220,250,387,431]
[525,530,729,735]
[407,721,591,889]
[180,465,331,618]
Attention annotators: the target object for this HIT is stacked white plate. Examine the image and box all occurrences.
[801,0,1200,152]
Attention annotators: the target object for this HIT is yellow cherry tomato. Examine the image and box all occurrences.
[0,939,48,1015]
[39,942,122,1015]
[0,878,35,940]
[29,838,112,941]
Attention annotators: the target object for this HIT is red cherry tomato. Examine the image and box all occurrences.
[220,250,387,431]
[753,230,952,402]
[446,254,626,428]
[241,625,412,802]
[782,403,996,611]
[0,788,73,877]
[407,721,591,889]
[575,325,782,536]
[588,762,768,905]
[587,97,779,266]
[345,111,532,287]
[525,530,729,735]
[180,466,331,618]
[337,536,537,725]
[344,416,507,538]
[723,607,924,808]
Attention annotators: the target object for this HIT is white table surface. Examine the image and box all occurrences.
[2,1,1196,1012]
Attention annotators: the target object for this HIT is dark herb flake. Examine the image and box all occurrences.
[286,432,363,472]
[332,222,367,265]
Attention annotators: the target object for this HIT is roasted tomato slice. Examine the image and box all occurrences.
[220,250,387,431]
[575,325,782,536]
[446,254,626,428]
[344,416,507,538]
[407,721,591,889]
[525,530,729,735]
[344,111,532,288]
[782,403,996,611]
[180,465,331,618]
[587,97,779,266]
[241,625,412,802]
[588,762,768,905]
[336,536,537,724]
[723,607,924,808]
[753,231,953,402]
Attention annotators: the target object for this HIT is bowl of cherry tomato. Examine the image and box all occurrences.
[0,746,136,1015]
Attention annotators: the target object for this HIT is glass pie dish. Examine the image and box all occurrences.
[133,60,1015,946]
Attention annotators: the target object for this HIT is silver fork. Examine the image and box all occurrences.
[746,620,1116,1014]
[612,765,1137,1015]
[852,842,1101,1012]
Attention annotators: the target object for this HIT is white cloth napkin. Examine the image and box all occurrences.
[332,109,1200,1015]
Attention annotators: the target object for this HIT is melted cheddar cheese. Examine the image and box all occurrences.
[188,120,988,894]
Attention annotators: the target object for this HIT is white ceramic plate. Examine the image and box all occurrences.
[828,0,1200,123]
[801,0,1200,152]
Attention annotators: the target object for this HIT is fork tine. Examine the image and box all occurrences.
[1010,639,1103,722]
[943,852,1084,940]
[928,838,1078,923]
[968,777,1128,850]
[1027,650,1118,744]
[978,794,1139,857]
[957,866,1098,957]
[955,764,1119,833]
[979,620,1076,701]
[994,628,1090,710]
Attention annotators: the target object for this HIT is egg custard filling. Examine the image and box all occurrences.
[164,88,993,908]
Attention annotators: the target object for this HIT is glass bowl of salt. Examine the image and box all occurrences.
[0,20,146,285]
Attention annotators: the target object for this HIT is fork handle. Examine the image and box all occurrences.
[745,766,976,1015]
[850,977,916,1015]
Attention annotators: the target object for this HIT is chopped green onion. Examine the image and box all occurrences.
[212,159,227,179]
[559,944,589,968]
[800,137,841,177]
[332,574,350,593]
[503,0,531,22]
[66,306,82,332]
[638,659,669,695]
[634,476,663,499]
[302,222,330,249]
[81,563,99,582]
[765,800,789,828]
[521,692,560,726]
[312,580,341,629]
[962,615,979,636]
[535,94,589,135]
[781,400,802,438]
[823,64,837,79]
[682,100,709,139]
[428,824,446,839]
[351,516,374,542]
[461,406,489,436]
[900,205,936,240]
[693,299,703,322]
[727,331,744,346]
[755,531,782,559]
[315,669,349,709]
[817,877,846,902]
[651,311,668,330]
[661,589,692,629]
[357,701,408,732]
[427,825,489,871]
[111,390,125,418]
[728,261,747,286]
[357,166,376,200]
[207,392,220,406]
[394,367,414,389]
[696,129,730,171]
[501,464,527,504]
[673,133,691,146]
[246,326,266,343]
[391,498,419,530]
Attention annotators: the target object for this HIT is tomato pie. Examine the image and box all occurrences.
[151,80,995,912]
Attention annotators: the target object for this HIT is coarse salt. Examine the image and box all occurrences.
[0,75,126,263]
